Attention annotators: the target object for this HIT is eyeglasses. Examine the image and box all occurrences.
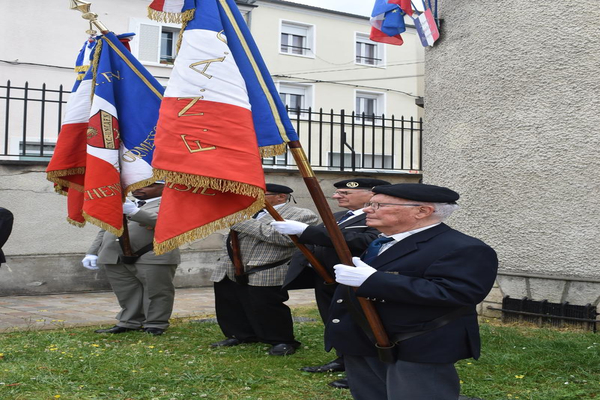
[363,202,422,210]
[333,190,370,196]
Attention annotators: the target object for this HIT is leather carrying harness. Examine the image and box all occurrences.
[119,243,154,264]
[343,286,471,362]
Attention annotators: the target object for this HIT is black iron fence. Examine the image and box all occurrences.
[0,81,422,172]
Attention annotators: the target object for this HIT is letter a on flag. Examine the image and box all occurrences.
[47,33,164,235]
[148,0,298,254]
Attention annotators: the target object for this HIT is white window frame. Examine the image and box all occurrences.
[355,32,385,67]
[355,90,386,121]
[279,20,315,58]
[129,18,182,66]
[277,82,314,118]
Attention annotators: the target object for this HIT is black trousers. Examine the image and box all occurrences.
[345,355,460,400]
[213,276,300,346]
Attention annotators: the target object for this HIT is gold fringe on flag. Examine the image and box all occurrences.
[74,65,89,73]
[124,177,158,199]
[147,7,195,24]
[260,143,288,159]
[153,197,264,255]
[83,212,124,237]
[47,169,86,193]
[153,169,265,198]
[67,217,86,228]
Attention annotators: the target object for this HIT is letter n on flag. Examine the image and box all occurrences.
[148,0,299,254]
[46,33,164,235]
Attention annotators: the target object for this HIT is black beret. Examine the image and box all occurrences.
[372,183,459,203]
[266,183,293,194]
[334,178,391,190]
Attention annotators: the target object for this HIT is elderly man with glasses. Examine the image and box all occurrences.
[271,178,390,389]
[325,183,498,400]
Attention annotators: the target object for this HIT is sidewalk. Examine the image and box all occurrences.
[0,287,317,332]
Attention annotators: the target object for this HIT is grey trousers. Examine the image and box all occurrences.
[344,355,460,400]
[103,262,177,330]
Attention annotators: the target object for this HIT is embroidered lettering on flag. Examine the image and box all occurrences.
[47,32,164,235]
[148,0,299,254]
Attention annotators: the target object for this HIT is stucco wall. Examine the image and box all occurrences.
[423,2,600,306]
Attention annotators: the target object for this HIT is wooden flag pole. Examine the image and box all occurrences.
[287,141,394,362]
[263,202,335,285]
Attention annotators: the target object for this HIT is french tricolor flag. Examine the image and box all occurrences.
[148,0,298,254]
[47,33,164,235]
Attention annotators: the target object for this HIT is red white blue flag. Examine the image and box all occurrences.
[413,7,440,47]
[47,32,164,235]
[370,0,407,45]
[148,0,299,254]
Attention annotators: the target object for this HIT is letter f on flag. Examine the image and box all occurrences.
[148,0,298,254]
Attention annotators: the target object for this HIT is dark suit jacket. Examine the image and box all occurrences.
[0,208,14,264]
[283,210,380,289]
[325,223,498,364]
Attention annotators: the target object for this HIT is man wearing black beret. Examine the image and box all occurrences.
[327,183,498,399]
[271,177,390,388]
[210,183,318,356]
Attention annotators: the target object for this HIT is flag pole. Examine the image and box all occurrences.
[287,140,395,362]
[263,202,335,285]
[69,0,134,258]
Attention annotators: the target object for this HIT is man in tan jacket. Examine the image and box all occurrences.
[210,183,318,356]
[83,182,180,336]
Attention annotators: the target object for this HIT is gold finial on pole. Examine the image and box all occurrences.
[70,0,109,34]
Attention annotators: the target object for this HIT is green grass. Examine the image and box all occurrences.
[0,307,598,400]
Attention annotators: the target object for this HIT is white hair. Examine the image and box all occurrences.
[427,202,460,221]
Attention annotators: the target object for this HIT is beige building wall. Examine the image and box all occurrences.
[423,1,600,311]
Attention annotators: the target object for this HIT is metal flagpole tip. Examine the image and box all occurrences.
[69,0,109,34]
[70,0,91,13]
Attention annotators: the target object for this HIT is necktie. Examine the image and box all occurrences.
[337,211,354,224]
[362,236,395,263]
[137,200,146,207]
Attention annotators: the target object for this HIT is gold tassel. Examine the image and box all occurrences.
[260,143,288,158]
[83,212,124,237]
[90,39,102,99]
[153,198,264,255]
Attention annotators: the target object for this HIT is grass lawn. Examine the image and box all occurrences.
[0,306,598,399]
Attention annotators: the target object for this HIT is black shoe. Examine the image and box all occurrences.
[94,326,140,334]
[210,338,241,347]
[268,343,298,356]
[301,359,345,373]
[328,378,349,389]
[144,328,165,336]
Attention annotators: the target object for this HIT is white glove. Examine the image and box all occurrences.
[270,220,309,235]
[122,199,139,215]
[333,257,377,287]
[82,254,99,270]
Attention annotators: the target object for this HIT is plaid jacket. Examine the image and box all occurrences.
[211,203,319,286]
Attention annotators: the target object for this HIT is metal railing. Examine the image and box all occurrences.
[0,81,422,173]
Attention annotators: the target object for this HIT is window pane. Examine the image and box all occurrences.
[161,31,173,59]
[281,33,289,52]
[292,35,305,55]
